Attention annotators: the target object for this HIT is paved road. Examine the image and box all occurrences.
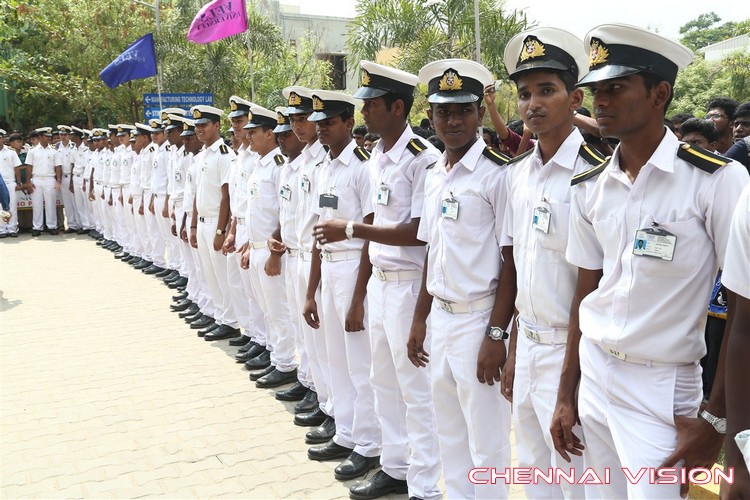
[1,233,522,499]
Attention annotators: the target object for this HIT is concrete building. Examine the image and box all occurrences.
[257,0,356,91]
[698,34,750,62]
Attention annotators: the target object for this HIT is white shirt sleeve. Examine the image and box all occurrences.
[722,183,750,299]
[566,183,604,270]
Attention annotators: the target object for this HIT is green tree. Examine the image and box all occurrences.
[679,12,737,51]
[346,0,530,78]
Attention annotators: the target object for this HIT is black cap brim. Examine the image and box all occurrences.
[285,105,312,115]
[510,59,570,79]
[308,110,345,122]
[577,64,642,87]
[273,124,292,133]
[427,91,482,104]
[228,110,249,118]
[353,87,388,99]
[180,131,195,137]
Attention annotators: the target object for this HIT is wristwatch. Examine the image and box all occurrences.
[216,229,226,236]
[345,220,355,240]
[699,409,726,434]
[485,325,509,341]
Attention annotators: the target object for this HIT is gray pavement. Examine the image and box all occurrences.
[1,232,523,499]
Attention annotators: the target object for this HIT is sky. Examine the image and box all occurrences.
[278,0,749,41]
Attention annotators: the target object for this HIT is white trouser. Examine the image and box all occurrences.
[31,177,57,230]
[186,215,213,315]
[368,277,442,500]
[321,258,380,457]
[103,186,115,239]
[196,218,237,327]
[162,199,180,271]
[154,194,174,268]
[248,246,296,372]
[122,187,137,253]
[513,326,586,499]
[285,253,309,386]
[578,336,702,499]
[61,174,79,229]
[234,225,268,344]
[130,194,145,257]
[0,179,18,234]
[172,202,189,276]
[114,188,129,247]
[93,182,104,232]
[298,257,333,414]
[145,193,166,267]
[73,175,90,230]
[430,304,512,499]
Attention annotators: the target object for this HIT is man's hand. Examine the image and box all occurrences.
[107,193,113,206]
[180,225,188,243]
[223,232,236,255]
[268,236,287,255]
[148,196,154,214]
[118,192,123,204]
[138,203,144,215]
[88,191,95,201]
[68,182,74,194]
[213,233,225,251]
[313,219,348,245]
[303,297,320,329]
[240,244,250,269]
[500,353,516,403]
[407,320,429,367]
[721,462,750,500]
[54,180,61,192]
[477,336,507,385]
[264,253,282,276]
[551,399,584,463]
[161,201,169,219]
[483,83,496,106]
[128,195,133,205]
[659,415,724,498]
[190,228,198,249]
[171,222,177,237]
[345,300,365,332]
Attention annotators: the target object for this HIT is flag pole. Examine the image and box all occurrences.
[131,0,163,109]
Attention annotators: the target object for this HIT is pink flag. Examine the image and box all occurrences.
[187,0,248,44]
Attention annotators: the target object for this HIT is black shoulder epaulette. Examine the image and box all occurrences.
[148,145,156,153]
[406,138,427,156]
[353,146,370,161]
[219,144,229,155]
[183,150,189,156]
[315,160,324,168]
[482,146,511,166]
[507,148,534,164]
[677,143,728,174]
[274,154,285,166]
[578,142,607,166]
[571,158,610,186]
[426,161,436,170]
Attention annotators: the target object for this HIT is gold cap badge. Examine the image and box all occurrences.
[362,70,371,86]
[183,122,189,131]
[519,36,545,61]
[589,39,609,68]
[192,109,202,119]
[149,119,160,128]
[288,92,302,106]
[277,112,285,125]
[161,111,168,120]
[438,70,463,91]
[312,96,324,111]
[230,100,238,111]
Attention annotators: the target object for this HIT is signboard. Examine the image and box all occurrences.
[17,190,63,210]
[143,93,214,122]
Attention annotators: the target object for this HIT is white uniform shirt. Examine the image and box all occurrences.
[130,148,142,195]
[120,146,133,187]
[195,139,234,217]
[72,144,87,176]
[313,140,373,253]
[279,154,303,250]
[99,149,112,185]
[151,142,170,195]
[90,149,102,182]
[166,142,180,197]
[56,142,76,176]
[140,143,156,191]
[722,183,750,300]
[369,126,437,272]
[0,146,21,183]
[566,130,749,363]
[245,147,284,243]
[229,145,257,218]
[295,140,328,253]
[184,150,200,213]
[171,147,188,203]
[417,138,509,303]
[502,128,597,329]
[27,144,59,178]
[108,144,123,186]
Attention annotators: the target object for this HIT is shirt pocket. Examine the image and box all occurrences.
[329,185,360,222]
[377,179,412,225]
[637,216,703,278]
[537,201,571,253]
[441,193,485,242]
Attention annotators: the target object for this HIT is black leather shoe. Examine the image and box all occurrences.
[164,273,182,284]
[249,365,274,381]
[143,265,165,275]
[204,325,241,341]
[256,368,298,389]
[197,323,220,337]
[171,300,195,313]
[275,382,308,402]
[109,244,122,253]
[31,230,41,237]
[229,335,251,347]
[134,260,152,269]
[244,350,271,370]
[168,277,188,289]
[239,340,262,354]
[122,254,137,263]
[190,316,215,329]
[172,291,189,302]
[335,452,381,481]
[184,311,204,323]
[154,268,173,278]
[179,306,201,319]
[77,229,88,235]
[48,229,59,236]
[295,390,319,414]
[307,439,353,462]
[235,344,264,362]
[114,251,129,260]
[349,470,407,499]
[306,416,336,444]
[294,407,327,427]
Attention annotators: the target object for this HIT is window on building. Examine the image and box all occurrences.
[318,53,347,90]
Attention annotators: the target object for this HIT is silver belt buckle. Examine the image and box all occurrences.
[374,268,386,280]
[437,299,453,313]
[524,327,540,343]
[608,348,626,361]
[321,251,332,262]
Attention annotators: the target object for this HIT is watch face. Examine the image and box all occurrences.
[489,327,504,340]
[716,419,727,433]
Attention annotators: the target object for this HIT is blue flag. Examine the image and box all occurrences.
[99,33,158,89]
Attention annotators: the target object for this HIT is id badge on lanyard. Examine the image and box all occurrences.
[377,183,390,206]
[441,192,459,220]
[633,224,676,261]
[532,199,551,233]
